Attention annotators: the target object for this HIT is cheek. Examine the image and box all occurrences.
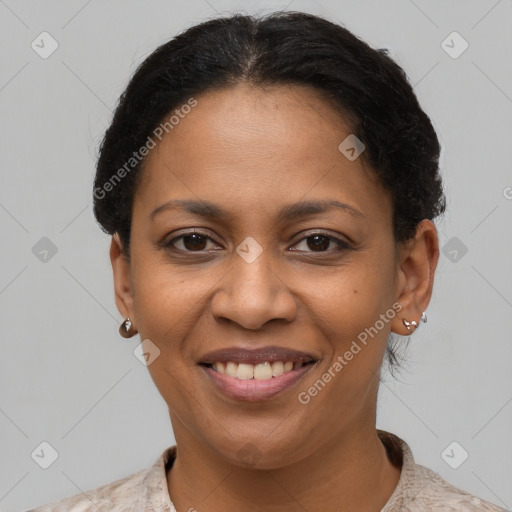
[130,251,216,342]
[309,257,396,379]
[311,258,394,332]
[129,259,205,413]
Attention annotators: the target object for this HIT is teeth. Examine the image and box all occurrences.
[213,362,226,374]
[254,362,273,380]
[211,360,305,380]
[236,363,254,380]
[272,361,284,377]
[225,362,238,377]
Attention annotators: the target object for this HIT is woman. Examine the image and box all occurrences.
[29,11,506,512]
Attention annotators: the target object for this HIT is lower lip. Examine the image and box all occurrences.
[200,364,314,401]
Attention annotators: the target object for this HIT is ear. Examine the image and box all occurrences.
[391,219,440,335]
[110,233,136,328]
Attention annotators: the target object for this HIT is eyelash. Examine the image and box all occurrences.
[163,229,351,255]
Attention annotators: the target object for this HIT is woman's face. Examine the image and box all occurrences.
[112,83,432,468]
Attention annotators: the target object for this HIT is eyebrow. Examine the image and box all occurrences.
[150,199,364,222]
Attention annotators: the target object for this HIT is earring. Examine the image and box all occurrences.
[119,317,137,338]
[402,311,427,332]
[402,319,414,331]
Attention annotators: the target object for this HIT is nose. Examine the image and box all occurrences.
[210,248,297,330]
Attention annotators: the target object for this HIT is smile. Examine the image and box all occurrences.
[198,345,318,401]
[205,360,311,380]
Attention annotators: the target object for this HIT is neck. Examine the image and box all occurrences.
[166,423,402,512]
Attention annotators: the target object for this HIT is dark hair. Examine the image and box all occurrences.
[93,11,445,373]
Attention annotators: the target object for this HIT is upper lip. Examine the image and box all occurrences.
[199,345,317,365]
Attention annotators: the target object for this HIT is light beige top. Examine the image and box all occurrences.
[28,430,507,511]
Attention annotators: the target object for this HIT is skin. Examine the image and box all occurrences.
[110,82,439,511]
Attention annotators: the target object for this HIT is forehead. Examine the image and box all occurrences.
[133,82,391,225]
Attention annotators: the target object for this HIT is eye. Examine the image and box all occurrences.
[162,230,351,254]
[165,230,221,252]
[290,232,351,253]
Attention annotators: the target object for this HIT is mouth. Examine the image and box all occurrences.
[198,346,318,401]
[200,360,314,379]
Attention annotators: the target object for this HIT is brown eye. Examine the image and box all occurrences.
[180,233,208,251]
[292,233,350,253]
[305,235,330,251]
[165,231,220,252]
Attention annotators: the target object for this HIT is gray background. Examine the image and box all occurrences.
[0,1,511,511]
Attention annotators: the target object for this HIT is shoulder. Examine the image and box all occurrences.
[27,446,177,512]
[26,467,149,512]
[378,430,508,512]
[405,462,508,511]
